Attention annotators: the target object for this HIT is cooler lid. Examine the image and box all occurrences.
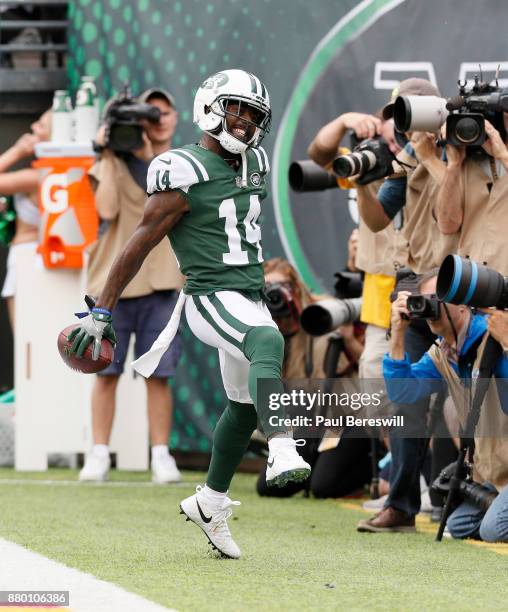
[35,142,96,158]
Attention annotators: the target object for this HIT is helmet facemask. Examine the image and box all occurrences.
[207,96,271,154]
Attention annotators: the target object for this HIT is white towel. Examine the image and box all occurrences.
[131,290,186,378]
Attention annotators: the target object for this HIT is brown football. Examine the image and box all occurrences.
[57,324,114,374]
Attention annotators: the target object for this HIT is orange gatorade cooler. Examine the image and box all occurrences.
[33,143,98,269]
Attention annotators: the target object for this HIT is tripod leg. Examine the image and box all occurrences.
[436,449,466,541]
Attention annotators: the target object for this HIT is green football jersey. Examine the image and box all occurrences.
[147,143,270,295]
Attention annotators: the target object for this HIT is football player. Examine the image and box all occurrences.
[68,69,311,559]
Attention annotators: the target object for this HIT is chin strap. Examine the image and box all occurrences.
[205,128,250,188]
[240,150,248,187]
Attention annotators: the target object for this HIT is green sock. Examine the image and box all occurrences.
[206,400,258,492]
[242,325,288,438]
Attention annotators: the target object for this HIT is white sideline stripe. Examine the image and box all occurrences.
[199,296,245,343]
[0,478,190,488]
[0,537,175,612]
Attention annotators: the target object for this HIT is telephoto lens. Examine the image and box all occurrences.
[393,95,448,133]
[300,297,362,336]
[288,160,338,192]
[437,254,508,309]
[460,481,498,511]
[332,150,376,178]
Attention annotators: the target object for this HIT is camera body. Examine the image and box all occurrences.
[104,85,161,154]
[393,77,508,147]
[264,282,301,338]
[332,135,396,185]
[406,294,440,321]
[432,461,498,511]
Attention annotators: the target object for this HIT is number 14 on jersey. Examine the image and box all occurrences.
[219,195,263,265]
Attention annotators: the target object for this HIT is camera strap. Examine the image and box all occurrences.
[489,157,499,183]
[304,335,314,379]
[442,303,459,353]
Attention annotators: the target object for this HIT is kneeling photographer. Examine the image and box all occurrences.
[256,256,372,499]
[80,87,184,484]
[383,260,508,542]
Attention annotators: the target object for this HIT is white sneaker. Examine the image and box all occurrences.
[79,452,110,482]
[420,489,433,514]
[179,486,241,559]
[152,453,181,484]
[265,438,311,487]
[362,494,388,511]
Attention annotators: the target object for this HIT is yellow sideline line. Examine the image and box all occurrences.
[336,499,508,556]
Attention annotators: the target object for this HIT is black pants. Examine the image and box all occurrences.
[257,428,373,498]
[387,323,435,516]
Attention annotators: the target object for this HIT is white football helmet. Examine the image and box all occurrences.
[193,69,271,154]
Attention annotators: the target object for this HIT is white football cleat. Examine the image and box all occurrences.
[79,452,110,482]
[152,453,182,484]
[265,438,311,487]
[179,486,241,559]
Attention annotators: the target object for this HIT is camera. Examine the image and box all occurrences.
[300,269,363,336]
[406,294,440,320]
[437,255,508,309]
[393,76,508,147]
[264,282,297,318]
[264,282,301,338]
[104,84,161,153]
[334,270,363,300]
[289,133,396,192]
[432,461,498,511]
[332,136,396,185]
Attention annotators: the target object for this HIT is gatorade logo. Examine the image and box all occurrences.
[41,173,69,214]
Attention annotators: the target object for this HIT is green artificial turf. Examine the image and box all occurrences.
[0,468,506,611]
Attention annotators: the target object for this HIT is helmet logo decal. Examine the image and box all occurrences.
[202,72,229,89]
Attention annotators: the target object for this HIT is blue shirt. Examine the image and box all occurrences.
[376,143,415,219]
[377,176,407,219]
[383,314,508,413]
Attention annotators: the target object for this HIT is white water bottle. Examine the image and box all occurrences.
[75,76,99,142]
[51,90,73,142]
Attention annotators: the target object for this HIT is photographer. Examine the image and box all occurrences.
[0,109,51,329]
[80,88,184,484]
[436,111,508,275]
[308,110,406,403]
[256,256,371,499]
[348,79,463,533]
[383,271,508,542]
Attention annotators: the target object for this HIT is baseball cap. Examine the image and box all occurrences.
[138,88,176,108]
[382,78,440,120]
